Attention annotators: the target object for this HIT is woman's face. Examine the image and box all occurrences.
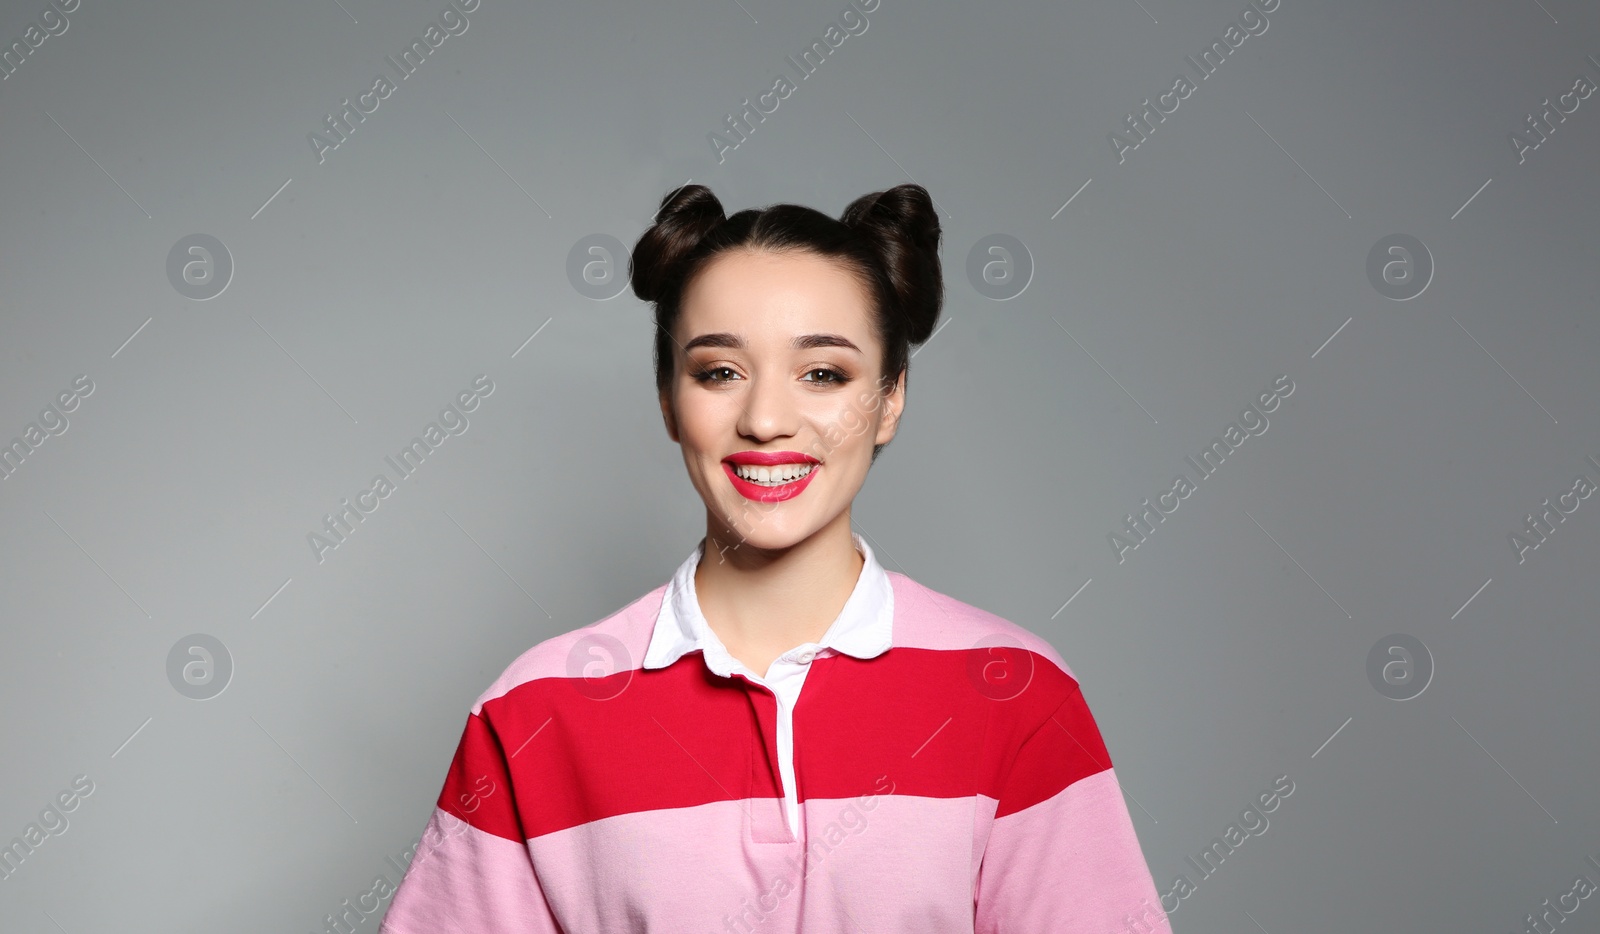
[659,248,905,555]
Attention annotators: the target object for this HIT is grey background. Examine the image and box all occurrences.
[2,0,1597,931]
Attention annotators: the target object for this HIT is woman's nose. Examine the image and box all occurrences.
[736,373,799,440]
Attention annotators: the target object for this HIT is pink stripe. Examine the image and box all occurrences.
[468,586,665,714]
[886,572,1078,679]
[378,807,562,934]
[975,769,1169,934]
[527,792,982,932]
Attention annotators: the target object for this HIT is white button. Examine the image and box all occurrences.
[797,650,815,664]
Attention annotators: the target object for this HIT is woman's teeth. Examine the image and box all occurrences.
[732,463,816,485]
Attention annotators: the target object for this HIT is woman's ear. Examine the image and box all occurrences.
[659,389,679,443]
[873,369,907,447]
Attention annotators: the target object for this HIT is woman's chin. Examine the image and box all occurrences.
[709,514,816,553]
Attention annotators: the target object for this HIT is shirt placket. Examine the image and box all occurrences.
[738,674,794,844]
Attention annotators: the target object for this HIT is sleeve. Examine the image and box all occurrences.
[378,708,565,934]
[974,683,1170,934]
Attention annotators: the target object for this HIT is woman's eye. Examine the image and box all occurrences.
[694,366,738,382]
[803,368,847,384]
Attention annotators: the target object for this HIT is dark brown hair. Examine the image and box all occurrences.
[630,183,943,462]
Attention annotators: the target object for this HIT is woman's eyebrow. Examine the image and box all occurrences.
[796,333,862,353]
[683,332,862,353]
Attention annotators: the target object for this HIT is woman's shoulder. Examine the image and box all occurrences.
[884,569,1077,683]
[464,580,671,717]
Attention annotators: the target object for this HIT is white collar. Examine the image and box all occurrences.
[642,530,894,677]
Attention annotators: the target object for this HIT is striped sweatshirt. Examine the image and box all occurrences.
[379,533,1170,934]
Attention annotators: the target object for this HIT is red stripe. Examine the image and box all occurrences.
[793,646,1104,806]
[435,645,1109,840]
[991,685,1112,819]
[435,709,523,841]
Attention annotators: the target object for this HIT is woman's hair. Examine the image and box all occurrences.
[630,183,943,462]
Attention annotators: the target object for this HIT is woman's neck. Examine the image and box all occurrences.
[693,515,864,675]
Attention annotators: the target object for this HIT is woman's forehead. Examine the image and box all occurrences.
[680,251,876,340]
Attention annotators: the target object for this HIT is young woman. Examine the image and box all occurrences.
[380,184,1169,933]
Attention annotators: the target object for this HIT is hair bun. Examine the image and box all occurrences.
[630,184,727,305]
[840,184,943,346]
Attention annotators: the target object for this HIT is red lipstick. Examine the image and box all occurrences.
[722,451,821,502]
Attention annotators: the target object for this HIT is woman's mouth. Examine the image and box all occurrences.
[722,458,821,502]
